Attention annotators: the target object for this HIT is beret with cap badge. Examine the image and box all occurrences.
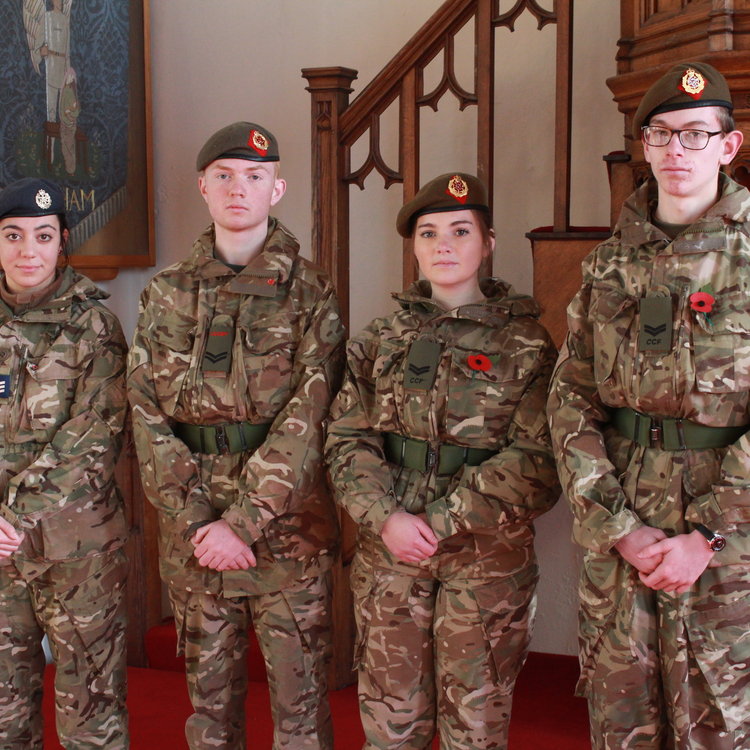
[632,61,733,139]
[0,177,64,221]
[196,121,280,171]
[396,172,490,238]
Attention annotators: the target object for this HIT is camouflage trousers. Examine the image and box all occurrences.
[351,552,537,750]
[579,555,750,750]
[168,571,333,750]
[0,550,129,750]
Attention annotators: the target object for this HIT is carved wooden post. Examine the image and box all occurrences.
[301,67,358,330]
[553,0,573,232]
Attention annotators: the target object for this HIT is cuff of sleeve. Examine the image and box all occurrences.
[360,494,398,534]
[425,497,456,541]
[174,500,217,542]
[0,505,22,531]
[579,508,643,553]
[685,488,750,532]
[222,505,263,547]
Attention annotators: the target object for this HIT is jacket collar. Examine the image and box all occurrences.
[392,277,539,325]
[188,218,299,284]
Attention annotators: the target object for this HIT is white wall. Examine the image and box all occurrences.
[104,0,622,656]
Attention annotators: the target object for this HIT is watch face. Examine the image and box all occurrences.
[710,535,726,552]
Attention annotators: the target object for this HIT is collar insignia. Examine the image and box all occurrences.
[679,68,706,100]
[446,175,469,204]
[35,189,52,210]
[248,129,269,156]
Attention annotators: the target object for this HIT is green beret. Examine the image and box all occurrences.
[633,61,733,138]
[396,172,490,238]
[0,178,65,221]
[196,121,280,171]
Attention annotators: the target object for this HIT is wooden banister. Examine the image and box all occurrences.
[303,0,574,325]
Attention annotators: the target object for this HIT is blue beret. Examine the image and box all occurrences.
[0,178,65,221]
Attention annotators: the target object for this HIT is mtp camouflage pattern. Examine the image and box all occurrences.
[548,174,750,749]
[0,266,129,748]
[169,573,332,750]
[326,278,559,749]
[128,219,344,749]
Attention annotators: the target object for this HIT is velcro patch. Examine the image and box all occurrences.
[202,314,234,376]
[404,339,441,390]
[638,295,672,353]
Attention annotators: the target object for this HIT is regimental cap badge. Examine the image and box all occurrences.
[248,129,269,157]
[446,175,469,204]
[679,67,706,100]
[35,189,52,210]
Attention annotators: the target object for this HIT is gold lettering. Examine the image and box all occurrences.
[65,188,97,213]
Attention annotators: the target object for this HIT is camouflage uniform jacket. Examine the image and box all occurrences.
[326,278,559,577]
[128,220,345,596]
[549,174,750,556]
[0,266,128,576]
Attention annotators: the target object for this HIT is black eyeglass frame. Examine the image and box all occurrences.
[640,125,725,151]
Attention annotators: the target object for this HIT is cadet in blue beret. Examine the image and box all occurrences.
[0,176,130,746]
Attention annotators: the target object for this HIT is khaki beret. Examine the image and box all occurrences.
[396,172,490,238]
[196,121,280,171]
[0,178,65,221]
[633,62,733,138]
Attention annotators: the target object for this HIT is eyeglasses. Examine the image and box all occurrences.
[641,125,724,150]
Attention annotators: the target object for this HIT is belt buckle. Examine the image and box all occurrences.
[649,420,662,449]
[426,445,438,471]
[215,425,229,454]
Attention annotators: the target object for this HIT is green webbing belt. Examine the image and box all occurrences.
[383,432,496,476]
[173,421,271,455]
[612,407,747,451]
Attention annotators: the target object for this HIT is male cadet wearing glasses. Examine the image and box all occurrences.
[548,62,750,749]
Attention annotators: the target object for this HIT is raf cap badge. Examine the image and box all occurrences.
[248,129,269,157]
[679,68,706,100]
[446,175,469,204]
[35,189,52,210]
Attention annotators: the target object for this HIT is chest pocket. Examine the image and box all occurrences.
[692,292,750,393]
[147,317,196,413]
[445,349,528,442]
[241,311,301,419]
[20,349,84,441]
[589,284,637,385]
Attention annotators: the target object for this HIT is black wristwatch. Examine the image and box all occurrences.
[695,524,726,552]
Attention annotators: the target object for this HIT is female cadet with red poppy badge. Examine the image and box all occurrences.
[325,173,560,750]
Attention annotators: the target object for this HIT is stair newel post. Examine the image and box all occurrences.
[302,67,359,331]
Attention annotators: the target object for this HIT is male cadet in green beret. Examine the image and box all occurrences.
[548,62,750,749]
[127,122,344,749]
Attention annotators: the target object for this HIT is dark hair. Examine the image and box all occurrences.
[57,213,70,261]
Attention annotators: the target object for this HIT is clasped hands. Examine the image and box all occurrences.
[191,520,256,571]
[615,525,715,595]
[381,511,438,564]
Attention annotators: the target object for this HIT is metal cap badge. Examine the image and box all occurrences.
[0,178,65,221]
[396,172,490,237]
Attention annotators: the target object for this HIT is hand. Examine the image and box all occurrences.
[614,525,667,574]
[0,517,23,559]
[381,511,438,564]
[191,520,257,570]
[637,531,714,594]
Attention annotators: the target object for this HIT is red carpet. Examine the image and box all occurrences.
[41,623,589,749]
